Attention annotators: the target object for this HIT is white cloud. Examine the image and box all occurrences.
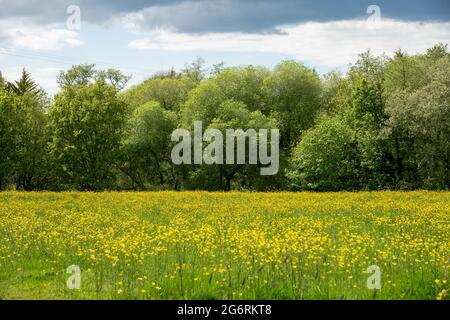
[128,19,450,68]
[0,18,83,51]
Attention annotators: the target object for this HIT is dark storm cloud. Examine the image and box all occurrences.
[125,0,450,34]
[0,0,179,23]
[0,0,449,33]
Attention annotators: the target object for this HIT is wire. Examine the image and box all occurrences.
[0,47,155,77]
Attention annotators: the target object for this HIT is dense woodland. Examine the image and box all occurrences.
[0,43,449,191]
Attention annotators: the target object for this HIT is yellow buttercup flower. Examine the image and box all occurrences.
[0,191,448,300]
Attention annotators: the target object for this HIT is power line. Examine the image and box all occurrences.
[0,47,155,77]
[3,47,154,74]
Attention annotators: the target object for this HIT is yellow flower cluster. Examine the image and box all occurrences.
[0,191,448,299]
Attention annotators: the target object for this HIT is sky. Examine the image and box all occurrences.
[0,0,449,95]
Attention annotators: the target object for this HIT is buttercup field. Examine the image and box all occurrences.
[1,191,448,300]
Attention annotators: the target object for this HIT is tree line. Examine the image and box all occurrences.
[0,44,449,191]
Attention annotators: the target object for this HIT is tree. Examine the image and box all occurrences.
[6,69,40,96]
[384,54,450,189]
[287,114,358,191]
[57,64,97,88]
[0,86,16,189]
[121,101,179,189]
[351,79,386,126]
[321,71,344,113]
[263,60,322,149]
[97,69,131,91]
[183,99,278,190]
[57,64,130,92]
[426,43,449,61]
[0,71,5,88]
[14,93,49,190]
[182,57,207,83]
[210,62,226,76]
[49,81,128,190]
[181,66,270,127]
[349,50,386,83]
[383,50,427,93]
[2,45,450,192]
[0,70,49,190]
[179,66,281,190]
[288,69,390,191]
[123,76,196,111]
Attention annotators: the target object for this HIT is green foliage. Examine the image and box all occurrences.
[0,86,16,189]
[287,110,389,191]
[97,69,132,91]
[426,43,449,61]
[287,73,389,191]
[350,79,386,126]
[383,51,427,93]
[57,64,130,91]
[1,44,449,191]
[179,65,279,190]
[185,99,279,191]
[349,50,386,83]
[6,68,41,96]
[263,60,322,148]
[181,57,207,83]
[0,71,4,88]
[384,54,450,189]
[123,76,196,111]
[0,71,49,190]
[181,65,270,127]
[287,45,450,191]
[49,81,127,190]
[57,64,97,87]
[11,92,50,190]
[121,101,179,189]
[287,114,357,190]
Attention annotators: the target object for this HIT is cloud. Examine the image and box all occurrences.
[0,19,83,51]
[0,0,179,24]
[1,1,449,34]
[128,19,450,68]
[121,0,293,34]
[121,0,450,34]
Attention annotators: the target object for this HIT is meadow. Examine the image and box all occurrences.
[0,191,448,300]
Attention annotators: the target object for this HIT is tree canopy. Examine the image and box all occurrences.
[1,45,449,191]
